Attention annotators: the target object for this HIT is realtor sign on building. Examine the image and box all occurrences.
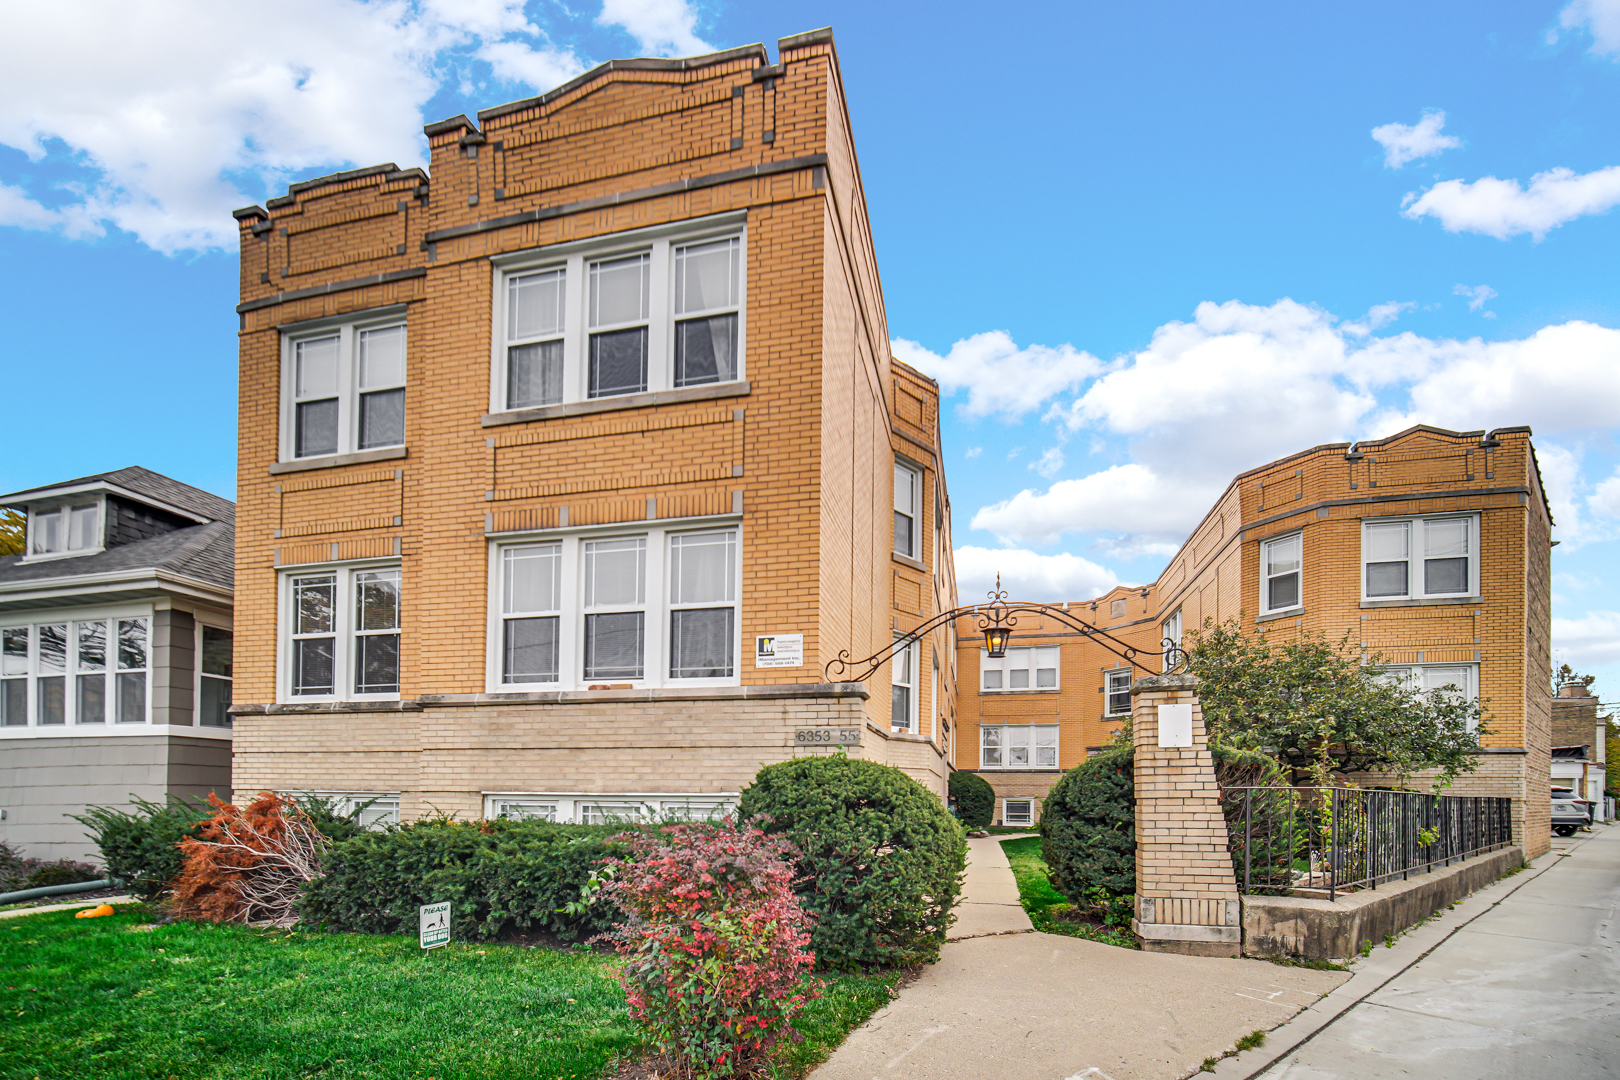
[419,901,451,949]
[755,633,804,669]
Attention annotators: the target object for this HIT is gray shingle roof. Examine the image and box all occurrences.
[0,520,233,593]
[1,466,234,524]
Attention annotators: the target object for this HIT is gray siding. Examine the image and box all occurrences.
[0,735,230,864]
[105,494,194,549]
[153,609,196,726]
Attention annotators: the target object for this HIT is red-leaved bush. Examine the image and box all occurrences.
[596,820,819,1078]
[172,792,329,926]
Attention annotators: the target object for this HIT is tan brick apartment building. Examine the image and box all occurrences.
[957,425,1553,857]
[227,30,958,825]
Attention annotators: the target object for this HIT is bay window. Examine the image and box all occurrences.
[1261,532,1302,614]
[1363,515,1477,600]
[981,724,1059,769]
[283,565,401,700]
[492,215,746,413]
[981,646,1059,691]
[0,615,149,727]
[282,311,407,461]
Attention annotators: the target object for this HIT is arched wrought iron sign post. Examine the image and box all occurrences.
[824,575,1188,684]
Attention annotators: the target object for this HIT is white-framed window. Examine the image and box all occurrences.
[281,564,401,701]
[0,615,149,727]
[492,217,746,412]
[894,460,921,559]
[980,724,1059,769]
[1161,609,1183,671]
[1261,532,1302,614]
[27,500,103,559]
[891,636,918,733]
[981,646,1059,692]
[489,524,741,691]
[579,800,647,825]
[1375,663,1480,730]
[1105,668,1132,716]
[198,625,233,728]
[281,312,407,460]
[483,792,735,824]
[1362,515,1478,601]
[492,798,558,822]
[313,792,400,829]
[1003,799,1035,828]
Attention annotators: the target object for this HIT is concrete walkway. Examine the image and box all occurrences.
[812,836,1348,1080]
[1221,824,1620,1079]
[0,894,135,919]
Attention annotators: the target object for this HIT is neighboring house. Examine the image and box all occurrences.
[227,30,958,826]
[956,425,1553,859]
[0,468,234,862]
[1551,679,1609,818]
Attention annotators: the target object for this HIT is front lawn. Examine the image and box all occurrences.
[1000,837,1138,949]
[0,906,904,1080]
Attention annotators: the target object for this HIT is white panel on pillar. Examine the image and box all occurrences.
[1158,703,1193,747]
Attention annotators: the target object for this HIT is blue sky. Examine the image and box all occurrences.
[2,0,1619,695]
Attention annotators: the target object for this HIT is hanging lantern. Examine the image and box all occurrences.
[983,623,1012,658]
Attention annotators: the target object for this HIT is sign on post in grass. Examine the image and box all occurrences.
[419,901,451,949]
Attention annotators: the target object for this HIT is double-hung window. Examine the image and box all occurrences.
[1261,532,1302,614]
[29,502,101,557]
[891,636,918,732]
[285,566,401,700]
[1376,663,1479,730]
[1161,609,1183,670]
[981,724,1059,769]
[981,646,1059,691]
[1105,668,1132,716]
[583,538,646,680]
[199,626,233,727]
[894,460,921,559]
[0,616,148,727]
[668,530,737,679]
[283,313,407,460]
[493,217,747,413]
[501,543,562,684]
[1,627,26,726]
[1363,515,1477,600]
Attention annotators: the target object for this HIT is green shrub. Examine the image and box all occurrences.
[1040,743,1135,902]
[0,842,102,893]
[299,817,624,942]
[71,795,213,901]
[293,794,370,845]
[739,755,966,968]
[948,771,995,830]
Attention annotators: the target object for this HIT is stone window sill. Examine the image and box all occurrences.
[1360,596,1483,609]
[482,381,750,427]
[269,446,407,475]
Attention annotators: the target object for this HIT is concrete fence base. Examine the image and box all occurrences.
[1241,846,1525,960]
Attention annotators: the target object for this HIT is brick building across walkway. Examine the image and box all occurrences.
[956,425,1553,858]
[228,30,958,824]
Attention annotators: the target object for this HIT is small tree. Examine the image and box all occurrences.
[1186,618,1485,788]
[172,792,330,926]
[595,820,817,1079]
[1552,662,1597,694]
[948,771,995,829]
[0,509,23,557]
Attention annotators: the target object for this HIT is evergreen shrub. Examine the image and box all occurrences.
[299,817,624,941]
[1040,743,1135,902]
[738,755,967,968]
[948,771,995,830]
[71,795,213,901]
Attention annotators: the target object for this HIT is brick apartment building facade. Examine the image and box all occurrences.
[957,425,1553,857]
[227,30,958,824]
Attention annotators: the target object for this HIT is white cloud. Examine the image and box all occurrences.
[893,332,1104,421]
[1552,610,1620,667]
[1401,165,1620,241]
[597,0,713,57]
[0,0,587,253]
[1562,0,1620,58]
[1592,466,1620,519]
[1453,284,1497,312]
[964,446,983,459]
[971,464,1218,548]
[954,545,1123,603]
[1028,447,1065,479]
[1342,300,1414,337]
[1371,111,1461,169]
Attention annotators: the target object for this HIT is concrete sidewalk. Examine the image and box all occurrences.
[812,836,1348,1080]
[0,894,136,919]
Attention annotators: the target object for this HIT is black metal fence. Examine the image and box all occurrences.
[1222,786,1514,899]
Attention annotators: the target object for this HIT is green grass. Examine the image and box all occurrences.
[0,906,901,1080]
[999,838,1138,949]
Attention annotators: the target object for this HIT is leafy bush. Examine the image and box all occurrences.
[71,795,213,901]
[299,817,624,941]
[0,842,101,893]
[597,821,818,1079]
[1041,743,1135,903]
[292,794,370,845]
[173,793,331,926]
[948,771,995,830]
[738,755,966,968]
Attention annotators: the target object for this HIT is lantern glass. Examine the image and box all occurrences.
[984,625,1011,658]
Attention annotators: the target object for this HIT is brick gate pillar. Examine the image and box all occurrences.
[1131,673,1241,957]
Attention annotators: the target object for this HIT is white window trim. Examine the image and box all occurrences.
[1360,513,1481,602]
[1375,662,1481,731]
[490,214,748,412]
[0,604,153,730]
[276,560,402,704]
[979,645,1060,693]
[979,723,1060,770]
[485,520,743,693]
[1002,798,1036,828]
[194,613,234,731]
[891,635,919,734]
[482,791,737,825]
[1161,609,1183,671]
[893,457,922,560]
[297,790,401,829]
[21,496,106,563]
[1260,531,1304,616]
[278,306,408,463]
[1104,667,1132,717]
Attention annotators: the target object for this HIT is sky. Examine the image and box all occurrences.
[1,0,1618,697]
